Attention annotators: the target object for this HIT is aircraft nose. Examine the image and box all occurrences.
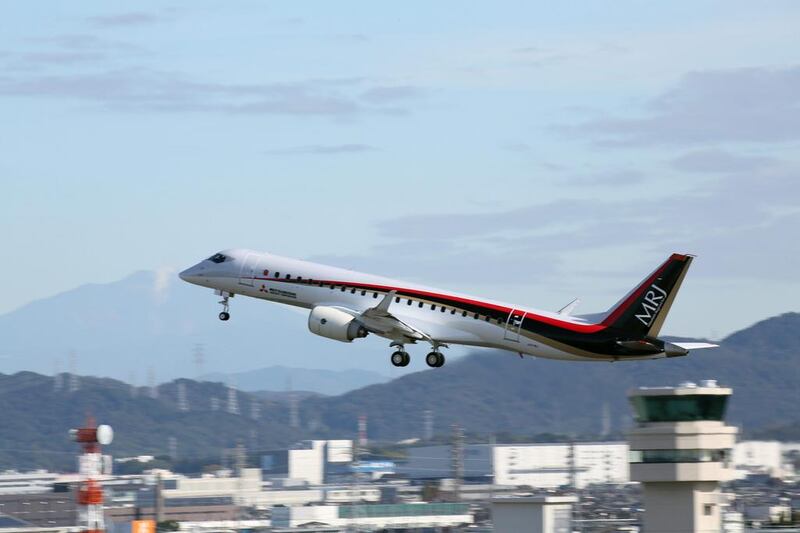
[179,263,204,283]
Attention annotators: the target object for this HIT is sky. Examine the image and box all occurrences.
[2,1,800,341]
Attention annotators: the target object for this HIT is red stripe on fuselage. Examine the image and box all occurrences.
[252,276,606,334]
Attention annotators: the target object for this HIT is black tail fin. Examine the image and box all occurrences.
[601,253,694,337]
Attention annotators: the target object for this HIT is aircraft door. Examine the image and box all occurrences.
[504,309,527,342]
[238,253,261,287]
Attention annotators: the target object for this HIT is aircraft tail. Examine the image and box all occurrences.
[600,253,694,338]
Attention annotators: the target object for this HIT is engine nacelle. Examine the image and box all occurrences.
[308,306,368,343]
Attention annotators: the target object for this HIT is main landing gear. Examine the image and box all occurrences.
[217,290,233,321]
[389,342,446,368]
[425,351,445,368]
[390,342,410,367]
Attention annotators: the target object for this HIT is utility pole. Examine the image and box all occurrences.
[423,410,434,441]
[193,343,206,378]
[451,424,464,502]
[177,382,189,412]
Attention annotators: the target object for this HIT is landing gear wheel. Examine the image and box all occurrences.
[426,351,445,368]
[391,351,409,367]
[217,291,232,321]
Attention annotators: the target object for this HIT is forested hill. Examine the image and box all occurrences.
[1,313,798,470]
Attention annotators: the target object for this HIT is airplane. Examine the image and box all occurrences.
[179,250,716,368]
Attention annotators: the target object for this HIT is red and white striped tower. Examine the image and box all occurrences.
[70,419,113,533]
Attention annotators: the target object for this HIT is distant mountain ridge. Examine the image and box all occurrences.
[299,312,800,439]
[0,270,408,383]
[0,312,798,471]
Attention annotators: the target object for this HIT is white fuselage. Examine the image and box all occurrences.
[179,248,665,362]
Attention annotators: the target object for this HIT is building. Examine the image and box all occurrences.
[261,440,354,485]
[397,444,492,480]
[0,490,77,528]
[492,495,576,533]
[494,442,628,488]
[396,441,629,488]
[271,502,473,530]
[733,441,784,479]
[627,381,738,533]
[0,473,60,496]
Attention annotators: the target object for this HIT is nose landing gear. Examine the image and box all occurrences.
[216,290,233,321]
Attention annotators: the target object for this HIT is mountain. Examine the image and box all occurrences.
[0,270,407,382]
[0,313,797,471]
[299,313,800,440]
[201,366,390,396]
[0,373,310,471]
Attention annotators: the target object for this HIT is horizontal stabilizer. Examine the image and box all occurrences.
[672,342,718,350]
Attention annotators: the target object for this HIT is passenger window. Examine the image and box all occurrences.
[485,316,491,322]
[431,304,436,311]
[395,297,400,303]
[451,309,456,315]
[330,284,335,290]
[361,290,366,296]
[275,272,280,278]
[418,302,424,308]
[263,270,269,276]
[473,313,479,319]
[341,286,346,292]
[373,292,378,298]
[440,307,446,313]
[285,274,290,279]
[351,288,356,294]
[298,276,303,282]
[407,299,412,305]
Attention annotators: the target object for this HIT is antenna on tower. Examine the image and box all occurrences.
[68,351,79,393]
[53,359,62,392]
[147,367,158,399]
[168,436,178,461]
[423,410,434,441]
[129,370,137,398]
[193,344,205,378]
[287,375,299,429]
[177,382,189,412]
[249,428,258,453]
[601,402,611,438]
[234,441,246,476]
[250,398,261,421]
[227,384,239,415]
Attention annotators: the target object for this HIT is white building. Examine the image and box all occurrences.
[0,471,59,494]
[733,441,784,479]
[492,495,576,533]
[494,442,629,489]
[271,502,473,529]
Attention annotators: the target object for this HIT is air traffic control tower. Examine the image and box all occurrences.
[627,381,737,533]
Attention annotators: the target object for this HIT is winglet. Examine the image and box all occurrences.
[558,298,581,316]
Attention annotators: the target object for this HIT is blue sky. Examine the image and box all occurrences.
[2,1,799,340]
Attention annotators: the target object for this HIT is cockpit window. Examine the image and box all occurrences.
[208,253,228,264]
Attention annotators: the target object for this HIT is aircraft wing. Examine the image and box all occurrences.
[335,291,433,343]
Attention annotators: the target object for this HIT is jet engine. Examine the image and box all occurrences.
[308,306,368,343]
